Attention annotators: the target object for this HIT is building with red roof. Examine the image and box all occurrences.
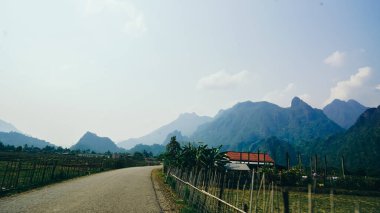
[226,151,275,167]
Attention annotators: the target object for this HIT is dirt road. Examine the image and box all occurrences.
[0,166,162,213]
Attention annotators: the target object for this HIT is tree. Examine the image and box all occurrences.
[165,136,181,168]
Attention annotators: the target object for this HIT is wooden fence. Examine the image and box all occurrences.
[0,153,117,195]
[166,167,371,213]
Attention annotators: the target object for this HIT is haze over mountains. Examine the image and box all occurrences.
[117,112,212,149]
[0,120,54,148]
[0,119,20,133]
[1,96,377,173]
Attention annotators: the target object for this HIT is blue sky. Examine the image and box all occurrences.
[0,0,379,147]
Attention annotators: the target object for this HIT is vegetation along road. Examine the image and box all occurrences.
[0,166,162,213]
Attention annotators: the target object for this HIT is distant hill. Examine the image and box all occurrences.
[118,112,212,149]
[0,132,54,148]
[311,105,380,176]
[323,99,368,129]
[127,144,165,156]
[71,132,124,153]
[0,119,20,133]
[191,97,343,147]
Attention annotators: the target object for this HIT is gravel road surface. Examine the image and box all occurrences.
[0,166,162,213]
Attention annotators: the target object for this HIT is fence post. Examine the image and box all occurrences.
[341,156,345,179]
[217,170,226,212]
[249,169,255,213]
[29,161,36,184]
[330,189,334,213]
[308,184,312,213]
[40,161,48,183]
[282,188,289,213]
[8,161,17,188]
[14,160,22,188]
[50,160,57,180]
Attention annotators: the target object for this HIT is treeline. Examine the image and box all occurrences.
[163,136,229,176]
[0,141,155,158]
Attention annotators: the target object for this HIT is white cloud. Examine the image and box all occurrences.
[196,70,249,90]
[324,51,345,67]
[376,84,380,90]
[324,67,372,105]
[84,0,147,36]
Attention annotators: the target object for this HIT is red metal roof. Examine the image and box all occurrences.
[226,151,274,163]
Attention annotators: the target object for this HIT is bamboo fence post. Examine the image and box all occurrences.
[255,172,264,213]
[270,182,274,213]
[282,188,289,213]
[324,155,327,186]
[241,180,247,210]
[354,202,360,213]
[263,173,266,212]
[249,169,255,213]
[341,156,345,179]
[236,171,242,208]
[330,189,334,213]
[308,184,312,213]
[297,191,301,213]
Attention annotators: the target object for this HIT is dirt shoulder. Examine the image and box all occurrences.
[151,168,185,213]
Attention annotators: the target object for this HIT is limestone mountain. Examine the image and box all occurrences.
[311,105,380,176]
[71,132,123,153]
[323,99,368,129]
[191,97,343,147]
[118,112,212,149]
[0,131,54,148]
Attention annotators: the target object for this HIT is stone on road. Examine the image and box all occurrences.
[0,166,162,213]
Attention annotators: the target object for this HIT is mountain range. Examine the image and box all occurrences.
[1,97,377,176]
[118,112,212,149]
[191,97,343,147]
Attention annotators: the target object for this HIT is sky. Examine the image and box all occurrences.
[0,0,380,147]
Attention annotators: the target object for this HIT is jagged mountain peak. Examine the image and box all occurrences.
[290,97,312,109]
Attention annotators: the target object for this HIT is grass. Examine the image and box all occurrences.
[219,187,380,213]
[152,168,200,213]
[161,172,380,213]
